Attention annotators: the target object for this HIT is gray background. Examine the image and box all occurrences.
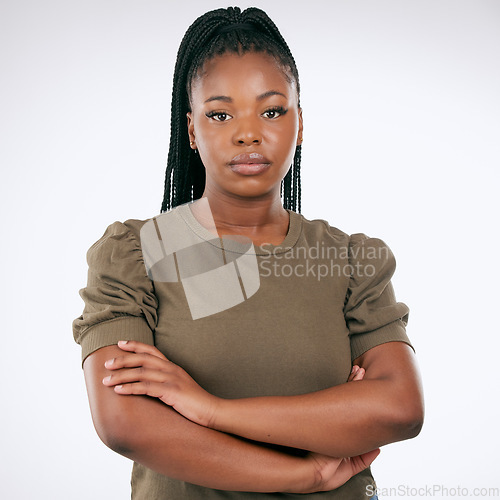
[1,0,499,498]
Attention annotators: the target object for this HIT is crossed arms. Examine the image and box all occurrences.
[84,340,423,493]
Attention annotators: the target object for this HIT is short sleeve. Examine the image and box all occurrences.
[344,233,412,361]
[72,220,158,364]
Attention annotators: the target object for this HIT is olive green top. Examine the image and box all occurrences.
[73,203,411,499]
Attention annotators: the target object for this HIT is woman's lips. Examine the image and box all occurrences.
[229,153,271,176]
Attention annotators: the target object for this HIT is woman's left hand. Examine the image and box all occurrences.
[102,340,220,427]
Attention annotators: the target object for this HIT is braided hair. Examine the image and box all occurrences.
[161,6,302,213]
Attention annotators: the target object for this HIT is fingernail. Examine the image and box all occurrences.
[118,340,128,346]
[104,359,114,367]
[102,376,111,383]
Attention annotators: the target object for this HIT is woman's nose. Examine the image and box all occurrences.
[232,119,262,145]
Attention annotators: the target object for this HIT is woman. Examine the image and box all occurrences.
[74,6,424,498]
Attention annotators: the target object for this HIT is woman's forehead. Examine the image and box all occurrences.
[190,52,297,101]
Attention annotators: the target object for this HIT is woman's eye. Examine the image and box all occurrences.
[263,107,287,119]
[206,112,231,122]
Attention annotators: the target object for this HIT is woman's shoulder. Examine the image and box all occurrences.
[88,218,151,252]
[86,214,166,271]
[93,208,183,247]
[89,205,201,275]
[296,212,391,253]
[295,211,350,245]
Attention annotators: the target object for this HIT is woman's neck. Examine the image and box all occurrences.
[191,189,290,246]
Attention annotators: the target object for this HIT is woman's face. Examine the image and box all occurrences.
[187,51,303,202]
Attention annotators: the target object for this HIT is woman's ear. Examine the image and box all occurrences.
[186,112,196,149]
[297,107,304,146]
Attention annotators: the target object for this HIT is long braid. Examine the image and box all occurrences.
[161,7,302,213]
[164,13,229,209]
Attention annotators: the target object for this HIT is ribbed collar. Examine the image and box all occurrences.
[176,202,302,256]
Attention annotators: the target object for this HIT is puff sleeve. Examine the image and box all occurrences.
[73,220,158,364]
[344,233,412,361]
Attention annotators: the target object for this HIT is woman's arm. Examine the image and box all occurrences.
[105,341,423,458]
[210,342,424,457]
[86,345,377,493]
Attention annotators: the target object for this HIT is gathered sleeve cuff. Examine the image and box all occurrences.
[72,220,158,364]
[344,233,412,361]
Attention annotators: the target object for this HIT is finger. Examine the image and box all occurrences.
[112,381,172,401]
[351,367,365,381]
[331,448,380,488]
[104,353,172,371]
[117,340,168,361]
[349,448,380,474]
[348,365,364,382]
[102,367,169,387]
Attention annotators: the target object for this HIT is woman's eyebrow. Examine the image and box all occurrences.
[204,95,232,104]
[257,90,286,101]
[204,90,287,104]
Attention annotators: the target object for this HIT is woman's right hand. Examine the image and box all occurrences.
[297,449,380,493]
[293,363,379,494]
